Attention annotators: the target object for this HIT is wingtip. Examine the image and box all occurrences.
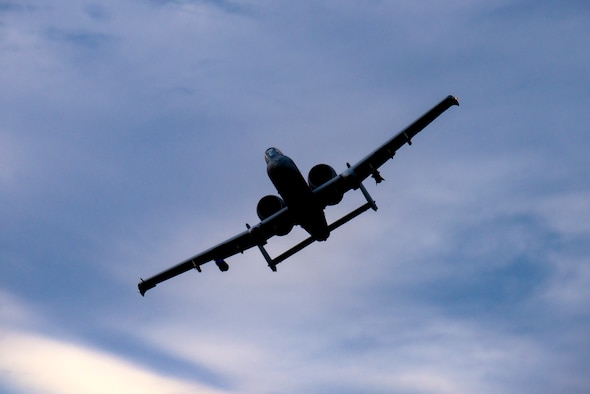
[448,95,460,106]
[138,278,149,297]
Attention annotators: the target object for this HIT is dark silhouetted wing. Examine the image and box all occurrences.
[313,95,459,207]
[138,207,291,295]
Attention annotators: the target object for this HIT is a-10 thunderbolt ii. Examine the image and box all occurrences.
[138,95,459,296]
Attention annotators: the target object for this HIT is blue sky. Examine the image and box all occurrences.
[1,1,589,393]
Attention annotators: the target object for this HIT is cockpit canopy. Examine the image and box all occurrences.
[265,147,283,164]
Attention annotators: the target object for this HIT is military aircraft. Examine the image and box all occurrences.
[138,95,459,296]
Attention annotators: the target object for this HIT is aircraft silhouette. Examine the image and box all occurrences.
[138,95,459,296]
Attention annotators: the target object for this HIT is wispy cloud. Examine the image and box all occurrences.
[0,292,224,393]
[45,28,114,50]
[0,331,224,394]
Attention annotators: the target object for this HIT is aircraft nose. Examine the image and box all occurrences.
[265,147,282,164]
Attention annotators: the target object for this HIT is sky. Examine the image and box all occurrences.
[1,0,589,393]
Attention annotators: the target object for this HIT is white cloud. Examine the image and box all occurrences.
[133,307,555,393]
[0,292,222,394]
[0,292,219,394]
[0,330,223,394]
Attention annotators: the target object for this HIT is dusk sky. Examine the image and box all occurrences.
[1,1,589,393]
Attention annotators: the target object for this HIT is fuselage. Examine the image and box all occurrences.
[265,147,330,241]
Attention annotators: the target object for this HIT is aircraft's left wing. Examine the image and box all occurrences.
[137,207,290,295]
[313,95,459,207]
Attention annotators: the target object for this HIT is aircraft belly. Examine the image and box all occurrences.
[267,157,330,241]
[267,157,310,204]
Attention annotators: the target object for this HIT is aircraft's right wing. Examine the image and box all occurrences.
[137,207,291,296]
[314,95,459,206]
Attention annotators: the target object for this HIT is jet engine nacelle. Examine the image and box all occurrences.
[256,195,293,236]
[308,164,343,206]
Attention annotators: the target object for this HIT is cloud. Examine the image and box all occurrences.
[0,330,223,394]
[0,292,222,394]
[45,28,114,50]
[1,0,590,393]
[133,299,558,393]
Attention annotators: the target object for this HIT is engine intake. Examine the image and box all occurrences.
[308,164,343,206]
[256,195,293,236]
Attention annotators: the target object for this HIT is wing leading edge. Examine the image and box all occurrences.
[313,95,459,207]
[138,207,291,295]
